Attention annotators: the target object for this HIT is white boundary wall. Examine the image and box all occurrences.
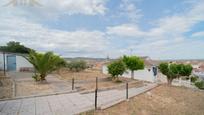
[102,65,156,82]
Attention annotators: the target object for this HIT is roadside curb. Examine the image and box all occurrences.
[0,89,77,102]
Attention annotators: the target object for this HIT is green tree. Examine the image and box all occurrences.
[67,60,87,72]
[159,63,193,85]
[159,63,177,85]
[26,51,66,81]
[180,64,193,77]
[122,55,144,79]
[108,60,126,80]
[0,41,32,53]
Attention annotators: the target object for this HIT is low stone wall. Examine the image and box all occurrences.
[0,77,14,99]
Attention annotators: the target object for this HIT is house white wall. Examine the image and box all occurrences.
[0,53,33,71]
[102,65,157,82]
[16,55,33,71]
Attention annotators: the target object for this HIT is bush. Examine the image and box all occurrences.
[195,80,204,90]
[32,74,41,81]
[190,76,199,83]
[108,60,126,80]
[67,60,87,72]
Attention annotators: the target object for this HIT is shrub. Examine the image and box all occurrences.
[108,60,126,80]
[195,80,204,90]
[32,74,41,81]
[190,76,199,83]
[67,60,87,72]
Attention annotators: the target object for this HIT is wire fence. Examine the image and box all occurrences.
[0,70,149,112]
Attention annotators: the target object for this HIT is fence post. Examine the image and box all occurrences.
[95,77,98,110]
[72,78,74,90]
[126,82,128,100]
[3,51,6,76]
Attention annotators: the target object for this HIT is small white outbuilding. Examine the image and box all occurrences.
[0,52,33,72]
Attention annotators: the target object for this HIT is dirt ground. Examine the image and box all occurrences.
[59,69,145,92]
[77,80,144,92]
[58,69,108,80]
[2,69,145,98]
[15,81,53,96]
[0,71,5,77]
[82,85,204,115]
[0,77,13,99]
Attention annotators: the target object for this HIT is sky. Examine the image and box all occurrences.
[0,0,204,60]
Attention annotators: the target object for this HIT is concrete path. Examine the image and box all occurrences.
[0,83,157,115]
[8,72,73,97]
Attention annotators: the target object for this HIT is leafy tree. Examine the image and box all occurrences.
[0,41,32,53]
[122,55,144,79]
[159,63,193,85]
[108,60,126,80]
[26,51,66,81]
[180,64,193,77]
[67,60,87,72]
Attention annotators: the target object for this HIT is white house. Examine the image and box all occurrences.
[0,53,33,72]
[102,57,158,82]
[102,65,157,82]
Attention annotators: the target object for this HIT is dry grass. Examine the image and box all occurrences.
[58,69,108,80]
[0,77,13,99]
[0,71,4,77]
[82,85,204,115]
[59,69,145,91]
[15,81,53,97]
[79,79,144,91]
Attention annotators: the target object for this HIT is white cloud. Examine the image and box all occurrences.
[39,0,107,15]
[0,0,204,59]
[0,16,109,57]
[192,31,204,37]
[106,1,204,59]
[108,1,204,39]
[119,0,142,23]
[0,0,108,21]
[107,24,145,37]
[0,0,109,57]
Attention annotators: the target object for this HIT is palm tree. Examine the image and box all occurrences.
[26,51,66,81]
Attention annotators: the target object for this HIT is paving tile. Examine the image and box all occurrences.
[0,101,7,112]
[19,98,35,115]
[35,97,53,115]
[0,83,157,115]
[1,100,22,115]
